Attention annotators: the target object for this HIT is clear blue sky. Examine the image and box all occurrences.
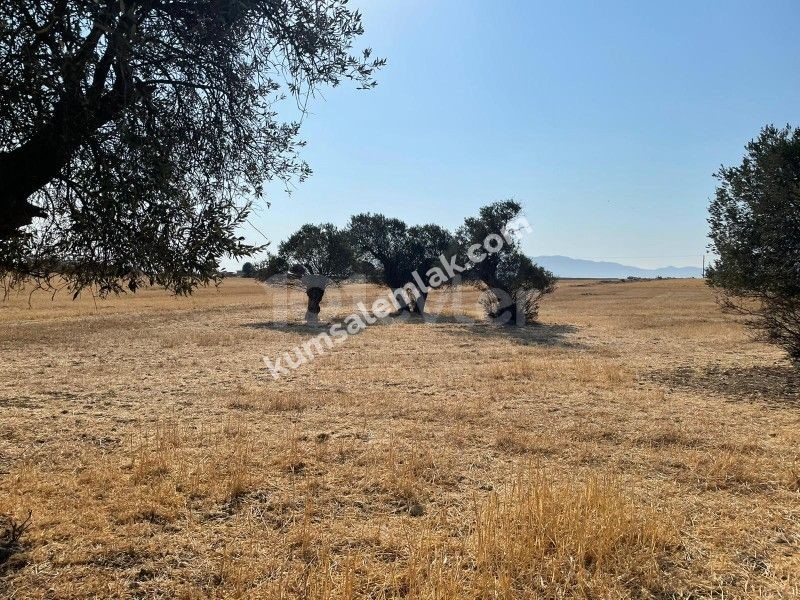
[232,0,799,270]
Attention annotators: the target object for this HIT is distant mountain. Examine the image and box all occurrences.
[532,255,702,279]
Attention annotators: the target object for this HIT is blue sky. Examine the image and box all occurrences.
[233,0,799,270]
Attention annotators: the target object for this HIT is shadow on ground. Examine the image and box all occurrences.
[243,321,337,334]
[651,363,800,408]
[242,317,581,349]
[446,322,581,349]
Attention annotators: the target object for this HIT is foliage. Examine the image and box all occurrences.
[456,200,524,289]
[0,0,383,295]
[707,124,800,361]
[347,213,410,290]
[278,223,354,287]
[457,200,555,324]
[254,253,290,283]
[402,223,456,313]
[256,223,354,322]
[240,262,256,278]
[347,214,454,313]
[406,224,457,286]
[479,252,556,324]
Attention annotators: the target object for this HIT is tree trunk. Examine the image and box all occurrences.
[0,122,71,237]
[305,287,325,323]
[502,301,529,326]
[489,300,523,326]
[411,292,427,316]
[0,83,139,239]
[392,294,413,315]
[505,303,522,326]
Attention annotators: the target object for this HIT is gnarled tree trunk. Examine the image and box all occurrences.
[485,290,528,326]
[305,287,325,323]
[0,111,75,237]
[0,80,141,239]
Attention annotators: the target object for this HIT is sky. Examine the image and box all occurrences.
[230,0,800,271]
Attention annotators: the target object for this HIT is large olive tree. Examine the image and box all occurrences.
[0,0,382,295]
[347,213,453,317]
[257,223,354,323]
[457,200,555,325]
[707,125,800,362]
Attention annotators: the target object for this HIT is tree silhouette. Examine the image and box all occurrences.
[707,125,800,362]
[241,262,255,278]
[457,201,555,325]
[258,224,354,323]
[347,214,454,316]
[0,0,383,295]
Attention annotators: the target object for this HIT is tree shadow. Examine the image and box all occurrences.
[243,321,335,333]
[445,321,582,349]
[650,363,800,408]
[242,317,581,348]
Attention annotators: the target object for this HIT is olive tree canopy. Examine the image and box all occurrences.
[457,200,555,324]
[347,213,411,293]
[707,124,800,362]
[257,223,354,322]
[347,213,454,315]
[0,0,382,295]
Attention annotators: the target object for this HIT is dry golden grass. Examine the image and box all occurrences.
[0,278,799,598]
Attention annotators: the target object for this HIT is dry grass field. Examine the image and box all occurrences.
[0,278,798,598]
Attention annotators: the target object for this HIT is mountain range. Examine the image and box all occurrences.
[532,255,702,279]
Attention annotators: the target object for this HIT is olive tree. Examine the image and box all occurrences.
[478,251,556,324]
[347,214,453,317]
[257,223,353,323]
[707,124,800,362]
[457,200,555,325]
[240,262,256,278]
[403,224,456,315]
[0,0,383,295]
[347,213,414,311]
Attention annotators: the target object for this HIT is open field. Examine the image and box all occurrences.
[0,278,798,598]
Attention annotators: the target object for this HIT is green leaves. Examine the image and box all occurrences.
[0,0,383,296]
[708,125,800,360]
[279,223,355,282]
